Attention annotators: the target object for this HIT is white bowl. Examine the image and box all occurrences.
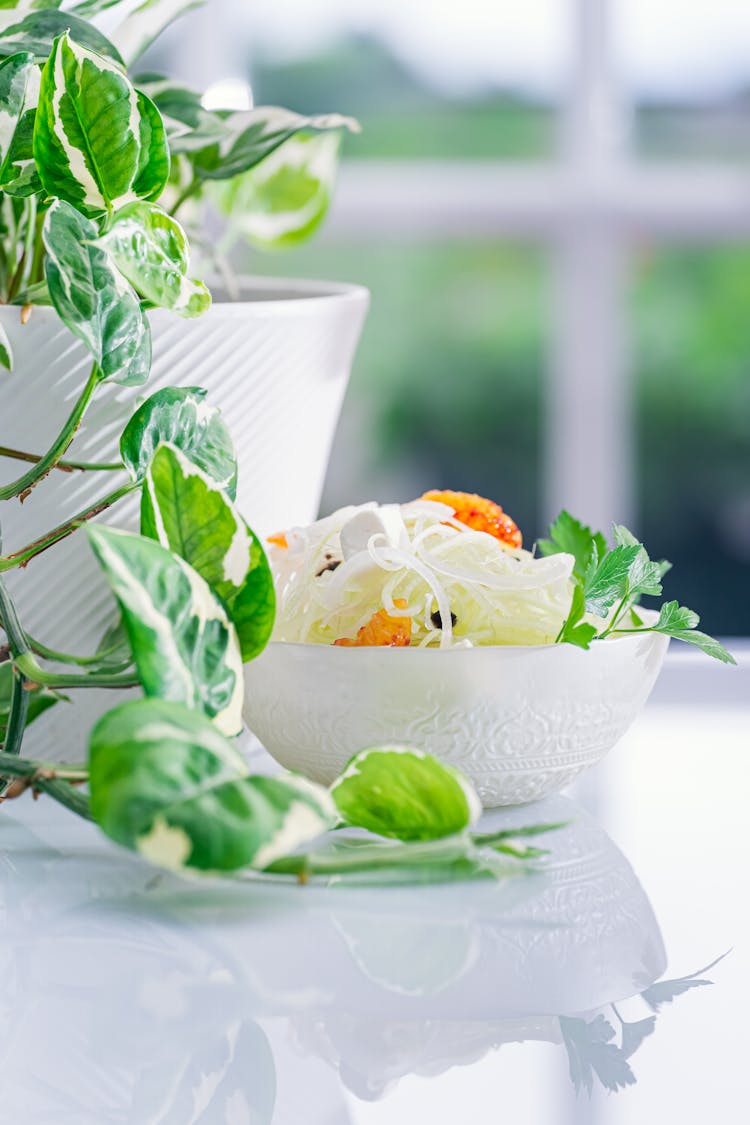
[243,616,669,807]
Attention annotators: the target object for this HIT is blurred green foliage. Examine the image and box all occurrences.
[248,38,750,635]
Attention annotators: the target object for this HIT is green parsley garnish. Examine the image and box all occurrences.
[540,512,735,664]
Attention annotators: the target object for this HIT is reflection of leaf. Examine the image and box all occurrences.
[641,951,730,1013]
[617,1013,656,1060]
[560,1015,636,1096]
[641,978,711,1013]
[332,909,477,998]
[131,1019,276,1125]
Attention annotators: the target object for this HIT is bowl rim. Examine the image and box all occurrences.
[262,608,665,656]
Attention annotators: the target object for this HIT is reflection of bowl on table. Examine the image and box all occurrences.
[1,796,667,1114]
[242,618,669,806]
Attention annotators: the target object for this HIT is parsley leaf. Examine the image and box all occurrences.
[652,601,736,664]
[613,525,669,600]
[583,544,641,617]
[538,510,607,586]
[557,585,598,650]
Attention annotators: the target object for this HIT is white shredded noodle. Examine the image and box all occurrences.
[267,501,576,648]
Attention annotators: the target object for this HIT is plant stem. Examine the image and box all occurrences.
[13,651,139,690]
[0,752,88,782]
[0,574,30,656]
[26,635,131,671]
[0,751,91,820]
[172,176,202,217]
[0,666,30,797]
[0,480,137,572]
[0,364,100,501]
[599,594,630,639]
[37,778,92,819]
[0,577,32,794]
[263,836,472,879]
[0,446,123,473]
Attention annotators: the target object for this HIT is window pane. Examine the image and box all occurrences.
[615,0,750,161]
[158,1,569,160]
[632,245,750,635]
[251,241,548,542]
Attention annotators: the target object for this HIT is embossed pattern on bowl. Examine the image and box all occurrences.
[243,622,669,807]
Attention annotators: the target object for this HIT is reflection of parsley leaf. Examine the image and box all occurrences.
[538,510,607,586]
[641,977,713,1013]
[559,1015,636,1095]
[557,585,598,650]
[613,1009,657,1059]
[641,951,730,1012]
[651,602,736,665]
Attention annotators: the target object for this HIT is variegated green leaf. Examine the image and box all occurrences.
[34,31,167,212]
[43,199,151,385]
[0,11,123,64]
[216,131,341,250]
[71,0,127,16]
[135,72,226,152]
[0,51,37,188]
[89,697,335,873]
[88,525,244,736]
[112,0,205,65]
[0,2,61,36]
[120,386,237,497]
[132,87,169,201]
[96,201,209,317]
[332,747,482,842]
[193,106,360,181]
[142,443,275,662]
[0,320,12,369]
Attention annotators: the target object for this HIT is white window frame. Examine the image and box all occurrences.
[319,0,750,532]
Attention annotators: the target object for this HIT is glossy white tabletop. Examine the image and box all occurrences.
[1,646,748,1125]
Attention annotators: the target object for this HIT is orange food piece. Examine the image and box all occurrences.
[420,489,522,549]
[267,531,288,549]
[335,599,412,647]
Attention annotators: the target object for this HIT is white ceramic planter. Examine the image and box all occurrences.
[1,277,368,757]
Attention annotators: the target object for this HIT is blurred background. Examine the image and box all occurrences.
[159,0,750,635]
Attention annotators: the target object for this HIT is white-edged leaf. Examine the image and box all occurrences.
[194,105,359,181]
[0,320,12,369]
[71,0,127,16]
[132,87,170,200]
[88,525,244,736]
[120,385,237,496]
[215,130,341,250]
[0,10,123,64]
[112,0,205,65]
[0,51,37,188]
[34,31,168,211]
[142,443,275,662]
[43,198,151,385]
[136,72,225,151]
[332,746,482,842]
[97,201,210,317]
[89,697,335,872]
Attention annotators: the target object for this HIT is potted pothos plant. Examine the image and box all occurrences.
[1,385,558,880]
[0,3,556,883]
[0,0,369,763]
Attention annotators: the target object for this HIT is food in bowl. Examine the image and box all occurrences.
[243,493,733,806]
[266,492,734,663]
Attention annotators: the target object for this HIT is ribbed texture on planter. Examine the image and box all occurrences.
[0,277,368,759]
